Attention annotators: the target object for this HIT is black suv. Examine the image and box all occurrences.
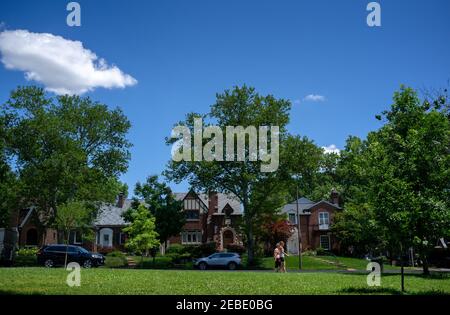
[37,245,105,268]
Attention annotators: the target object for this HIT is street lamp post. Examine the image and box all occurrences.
[295,182,303,270]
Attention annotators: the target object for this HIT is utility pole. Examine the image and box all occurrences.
[296,183,303,270]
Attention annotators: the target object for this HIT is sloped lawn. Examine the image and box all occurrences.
[0,268,448,295]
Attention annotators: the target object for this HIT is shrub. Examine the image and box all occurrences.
[226,244,246,255]
[14,247,39,267]
[105,256,127,268]
[107,251,126,258]
[316,247,328,256]
[188,242,217,258]
[166,244,185,255]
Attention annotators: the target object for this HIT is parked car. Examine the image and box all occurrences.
[37,244,105,268]
[194,252,241,270]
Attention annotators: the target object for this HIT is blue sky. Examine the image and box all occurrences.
[1,0,449,193]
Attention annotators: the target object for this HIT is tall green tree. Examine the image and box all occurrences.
[164,86,292,265]
[123,204,160,264]
[365,86,450,275]
[0,86,132,235]
[125,175,185,252]
[334,87,450,275]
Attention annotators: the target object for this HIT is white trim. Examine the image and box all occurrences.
[181,231,202,245]
[318,212,330,230]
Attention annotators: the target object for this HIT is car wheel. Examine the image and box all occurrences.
[44,259,54,268]
[228,262,237,270]
[83,259,92,268]
[199,262,207,270]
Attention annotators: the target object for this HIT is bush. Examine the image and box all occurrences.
[316,247,328,256]
[107,250,126,258]
[187,242,217,258]
[104,251,127,268]
[165,252,192,264]
[166,244,185,255]
[14,247,39,267]
[105,256,128,268]
[226,244,246,255]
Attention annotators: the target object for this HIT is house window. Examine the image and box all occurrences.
[69,231,82,244]
[288,213,297,224]
[319,212,330,228]
[181,231,202,244]
[184,198,200,210]
[74,231,82,244]
[320,235,331,250]
[186,210,200,220]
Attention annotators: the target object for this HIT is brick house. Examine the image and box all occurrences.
[2,190,243,254]
[281,190,342,254]
[168,190,243,251]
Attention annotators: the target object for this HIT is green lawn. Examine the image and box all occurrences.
[0,267,448,295]
[260,255,405,271]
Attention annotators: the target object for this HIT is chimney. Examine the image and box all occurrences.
[208,191,218,215]
[330,189,339,206]
[117,193,125,208]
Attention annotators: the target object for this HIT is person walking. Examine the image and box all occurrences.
[274,243,281,272]
[279,241,289,273]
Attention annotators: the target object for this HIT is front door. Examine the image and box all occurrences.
[223,230,234,248]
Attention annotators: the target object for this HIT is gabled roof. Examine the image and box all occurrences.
[174,191,242,214]
[309,200,342,210]
[281,197,315,214]
[94,199,133,226]
[280,197,341,214]
[217,193,242,214]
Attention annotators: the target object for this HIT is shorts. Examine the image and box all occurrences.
[275,258,281,268]
[280,257,285,262]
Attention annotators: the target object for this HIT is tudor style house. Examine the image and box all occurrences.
[2,190,242,255]
[281,190,342,254]
[169,191,243,251]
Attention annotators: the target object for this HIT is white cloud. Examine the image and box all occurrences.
[0,29,137,95]
[303,94,326,102]
[322,144,340,154]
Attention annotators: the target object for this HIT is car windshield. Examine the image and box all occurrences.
[78,247,90,254]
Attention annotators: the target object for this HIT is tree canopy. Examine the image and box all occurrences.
[0,86,131,231]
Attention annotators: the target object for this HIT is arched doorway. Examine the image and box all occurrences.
[26,228,38,246]
[223,230,234,248]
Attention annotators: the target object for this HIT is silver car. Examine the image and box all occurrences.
[194,252,241,270]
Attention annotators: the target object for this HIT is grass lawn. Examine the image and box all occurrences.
[0,267,448,295]
[260,255,406,271]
